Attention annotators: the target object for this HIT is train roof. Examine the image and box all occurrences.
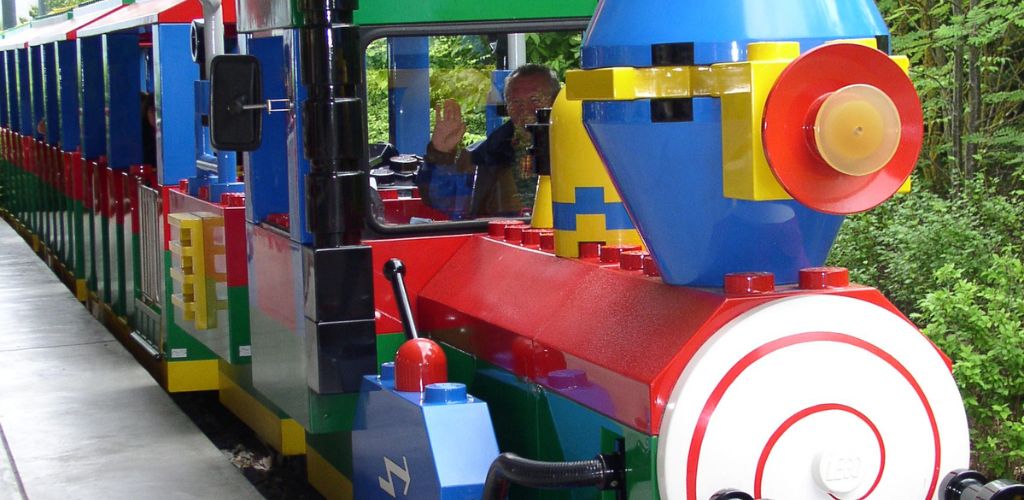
[77,0,234,38]
[0,13,66,51]
[237,0,597,33]
[28,0,125,46]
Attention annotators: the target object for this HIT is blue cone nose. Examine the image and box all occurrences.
[579,0,889,286]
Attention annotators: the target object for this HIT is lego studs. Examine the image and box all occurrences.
[799,266,850,289]
[394,338,448,392]
[724,272,775,294]
[488,219,524,238]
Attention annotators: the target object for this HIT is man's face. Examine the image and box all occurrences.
[506,75,555,130]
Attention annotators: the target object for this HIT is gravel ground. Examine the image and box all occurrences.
[170,392,324,500]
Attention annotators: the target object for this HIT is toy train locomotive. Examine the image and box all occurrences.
[1,0,1022,498]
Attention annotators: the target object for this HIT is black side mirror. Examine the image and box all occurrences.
[210,54,262,151]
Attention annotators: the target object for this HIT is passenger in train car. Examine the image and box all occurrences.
[421,64,560,218]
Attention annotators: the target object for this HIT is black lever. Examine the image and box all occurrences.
[383,258,419,340]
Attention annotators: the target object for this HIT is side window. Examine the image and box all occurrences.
[365,31,582,228]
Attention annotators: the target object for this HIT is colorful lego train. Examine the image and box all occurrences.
[1,0,1021,498]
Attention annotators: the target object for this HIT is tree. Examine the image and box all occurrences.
[878,0,1024,194]
[29,0,80,19]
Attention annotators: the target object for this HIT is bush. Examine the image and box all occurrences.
[830,178,1023,315]
[916,253,1024,478]
[829,178,1024,478]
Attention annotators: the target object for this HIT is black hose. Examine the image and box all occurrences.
[481,452,623,500]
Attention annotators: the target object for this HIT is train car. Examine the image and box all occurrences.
[3,0,1024,499]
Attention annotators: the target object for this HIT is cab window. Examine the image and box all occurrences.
[364,31,581,228]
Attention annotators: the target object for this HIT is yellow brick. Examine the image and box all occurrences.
[218,369,306,456]
[307,447,354,500]
[166,359,219,392]
[719,57,793,200]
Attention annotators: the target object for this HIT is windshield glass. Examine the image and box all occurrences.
[364,31,581,227]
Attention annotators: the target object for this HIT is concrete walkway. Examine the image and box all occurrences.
[0,219,260,500]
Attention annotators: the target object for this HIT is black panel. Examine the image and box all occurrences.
[651,98,693,123]
[304,244,374,322]
[306,170,366,246]
[875,35,890,54]
[527,108,552,176]
[306,318,377,394]
[651,42,694,66]
[302,96,363,163]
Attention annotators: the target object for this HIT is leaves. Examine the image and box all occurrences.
[884,0,1024,194]
[365,32,582,150]
[917,249,1024,478]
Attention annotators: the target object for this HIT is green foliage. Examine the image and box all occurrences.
[364,31,582,149]
[29,0,79,19]
[365,40,390,145]
[830,179,1023,316]
[877,0,1024,195]
[916,253,1024,478]
[427,35,493,147]
[526,32,582,79]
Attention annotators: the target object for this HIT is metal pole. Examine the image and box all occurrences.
[507,33,527,69]
[199,0,224,77]
[1,0,16,29]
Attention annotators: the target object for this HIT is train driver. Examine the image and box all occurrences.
[421,64,560,218]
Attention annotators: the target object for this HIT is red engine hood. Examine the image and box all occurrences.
[417,234,899,434]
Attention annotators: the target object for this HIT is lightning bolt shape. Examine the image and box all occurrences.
[378,455,411,497]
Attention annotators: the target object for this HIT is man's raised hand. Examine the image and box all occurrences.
[430,99,467,153]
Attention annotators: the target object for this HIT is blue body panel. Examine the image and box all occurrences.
[583,0,889,67]
[18,49,31,135]
[5,52,18,129]
[104,32,143,169]
[353,375,499,500]
[41,45,59,146]
[283,30,312,245]
[388,36,430,156]
[57,41,79,151]
[153,24,199,185]
[77,36,105,159]
[0,55,7,128]
[242,34,289,225]
[30,46,44,139]
[578,0,885,285]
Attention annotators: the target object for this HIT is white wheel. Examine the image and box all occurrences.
[657,295,969,500]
